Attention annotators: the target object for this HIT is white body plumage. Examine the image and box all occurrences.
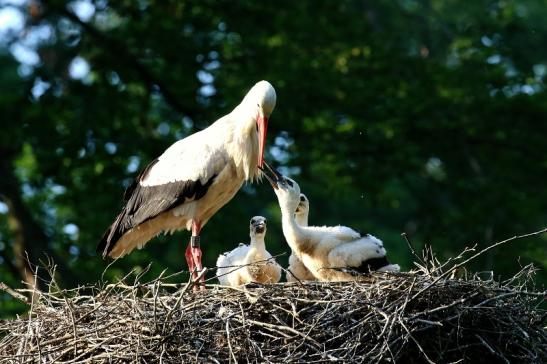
[216,216,281,286]
[262,168,400,282]
[98,81,276,259]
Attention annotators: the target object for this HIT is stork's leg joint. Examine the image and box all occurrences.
[191,235,200,248]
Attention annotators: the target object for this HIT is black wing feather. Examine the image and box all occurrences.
[123,158,159,202]
[97,158,216,257]
[348,256,389,274]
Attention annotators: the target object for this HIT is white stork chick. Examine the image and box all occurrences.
[97,81,276,287]
[294,193,309,226]
[286,194,316,282]
[216,216,281,286]
[262,164,400,282]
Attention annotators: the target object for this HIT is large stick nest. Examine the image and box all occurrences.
[0,262,545,363]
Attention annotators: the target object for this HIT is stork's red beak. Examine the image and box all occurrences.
[257,115,268,168]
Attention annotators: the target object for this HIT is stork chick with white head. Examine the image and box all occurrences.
[287,194,317,282]
[97,81,276,289]
[262,164,400,281]
[294,194,309,226]
[216,216,281,286]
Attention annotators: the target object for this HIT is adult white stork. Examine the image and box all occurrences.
[97,81,277,288]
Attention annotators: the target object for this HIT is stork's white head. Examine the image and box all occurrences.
[243,80,277,118]
[294,193,309,226]
[249,216,267,239]
[261,162,301,214]
[241,81,276,168]
[295,193,309,215]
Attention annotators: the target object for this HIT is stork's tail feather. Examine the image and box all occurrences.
[96,212,127,258]
[334,256,400,275]
[96,228,111,258]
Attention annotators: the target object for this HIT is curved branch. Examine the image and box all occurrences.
[43,1,197,120]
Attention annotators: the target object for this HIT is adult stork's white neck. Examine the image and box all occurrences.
[225,80,276,180]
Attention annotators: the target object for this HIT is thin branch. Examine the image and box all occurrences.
[401,232,425,266]
[0,282,29,304]
[43,1,197,119]
[409,227,547,302]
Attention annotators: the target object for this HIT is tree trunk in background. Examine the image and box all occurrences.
[5,197,37,290]
[0,152,72,292]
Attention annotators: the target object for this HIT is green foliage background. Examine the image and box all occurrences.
[1,0,546,317]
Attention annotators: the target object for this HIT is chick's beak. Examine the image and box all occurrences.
[260,160,283,189]
[253,222,266,234]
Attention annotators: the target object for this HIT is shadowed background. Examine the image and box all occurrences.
[1,0,546,317]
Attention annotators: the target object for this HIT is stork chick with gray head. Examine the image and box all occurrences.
[261,162,400,282]
[251,216,267,234]
[216,215,281,286]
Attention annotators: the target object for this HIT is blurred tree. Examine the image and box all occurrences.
[0,0,545,317]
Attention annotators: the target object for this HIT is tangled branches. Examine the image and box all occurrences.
[1,228,546,362]
[0,263,545,363]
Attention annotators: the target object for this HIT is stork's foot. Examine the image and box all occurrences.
[185,239,205,291]
[191,246,205,291]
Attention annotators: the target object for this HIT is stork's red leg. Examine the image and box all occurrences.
[186,220,205,291]
[184,244,195,277]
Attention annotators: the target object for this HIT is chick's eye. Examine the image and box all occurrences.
[251,219,255,224]
[286,180,293,187]
[300,196,305,201]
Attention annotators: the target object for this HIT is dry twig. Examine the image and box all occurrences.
[1,230,546,363]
